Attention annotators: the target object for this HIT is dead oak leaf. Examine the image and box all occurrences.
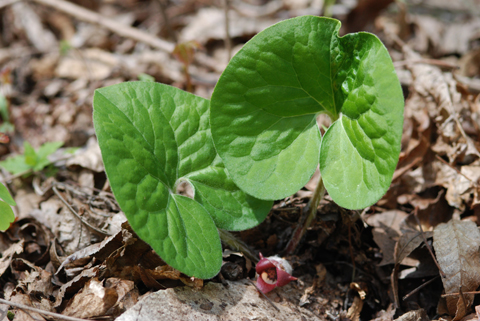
[433,219,480,320]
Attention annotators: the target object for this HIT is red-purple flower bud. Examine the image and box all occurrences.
[255,253,297,293]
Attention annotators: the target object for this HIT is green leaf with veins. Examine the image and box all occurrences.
[93,82,271,278]
[210,16,404,209]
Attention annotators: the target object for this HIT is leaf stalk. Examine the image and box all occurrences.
[218,229,259,263]
[284,175,325,255]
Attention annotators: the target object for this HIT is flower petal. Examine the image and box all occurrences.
[256,275,277,293]
[256,253,276,273]
[276,268,297,287]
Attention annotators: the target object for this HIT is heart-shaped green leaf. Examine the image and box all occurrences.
[93,82,271,278]
[210,16,404,209]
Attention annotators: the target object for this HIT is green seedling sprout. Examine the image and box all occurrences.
[0,141,64,177]
[172,40,203,92]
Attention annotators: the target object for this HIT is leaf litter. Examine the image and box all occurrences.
[0,0,480,320]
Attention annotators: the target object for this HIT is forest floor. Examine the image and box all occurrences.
[0,0,480,320]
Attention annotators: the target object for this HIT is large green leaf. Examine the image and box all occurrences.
[93,82,271,278]
[210,16,404,209]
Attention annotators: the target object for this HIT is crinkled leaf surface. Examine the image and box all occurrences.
[93,82,271,278]
[210,16,404,209]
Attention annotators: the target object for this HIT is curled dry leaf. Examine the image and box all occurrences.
[0,240,24,277]
[433,219,480,320]
[62,278,118,319]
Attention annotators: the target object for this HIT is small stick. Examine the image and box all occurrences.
[402,276,439,300]
[412,207,446,278]
[245,279,280,312]
[157,0,177,42]
[31,0,175,52]
[53,185,111,237]
[394,59,459,69]
[459,286,468,316]
[435,154,478,187]
[442,290,480,298]
[222,0,232,61]
[0,298,93,321]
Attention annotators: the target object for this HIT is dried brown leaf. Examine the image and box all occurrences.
[365,210,409,265]
[433,219,480,320]
[11,2,57,52]
[13,260,53,297]
[54,266,100,309]
[9,293,46,321]
[394,231,432,266]
[346,296,363,321]
[393,309,429,321]
[104,277,137,316]
[66,137,104,172]
[62,278,118,318]
[0,240,24,277]
[391,230,433,308]
[179,7,280,44]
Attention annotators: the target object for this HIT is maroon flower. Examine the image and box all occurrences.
[255,253,297,293]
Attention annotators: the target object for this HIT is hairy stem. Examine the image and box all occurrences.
[219,229,259,263]
[284,175,325,255]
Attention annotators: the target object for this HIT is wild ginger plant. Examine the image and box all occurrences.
[93,16,404,278]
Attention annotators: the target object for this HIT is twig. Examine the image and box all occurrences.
[402,276,439,300]
[459,286,468,316]
[222,0,232,61]
[157,0,176,42]
[412,207,446,278]
[245,279,280,312]
[435,154,479,187]
[442,290,480,298]
[52,185,111,237]
[394,59,459,69]
[31,0,175,52]
[0,298,93,321]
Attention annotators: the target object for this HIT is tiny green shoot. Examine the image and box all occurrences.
[0,141,64,176]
